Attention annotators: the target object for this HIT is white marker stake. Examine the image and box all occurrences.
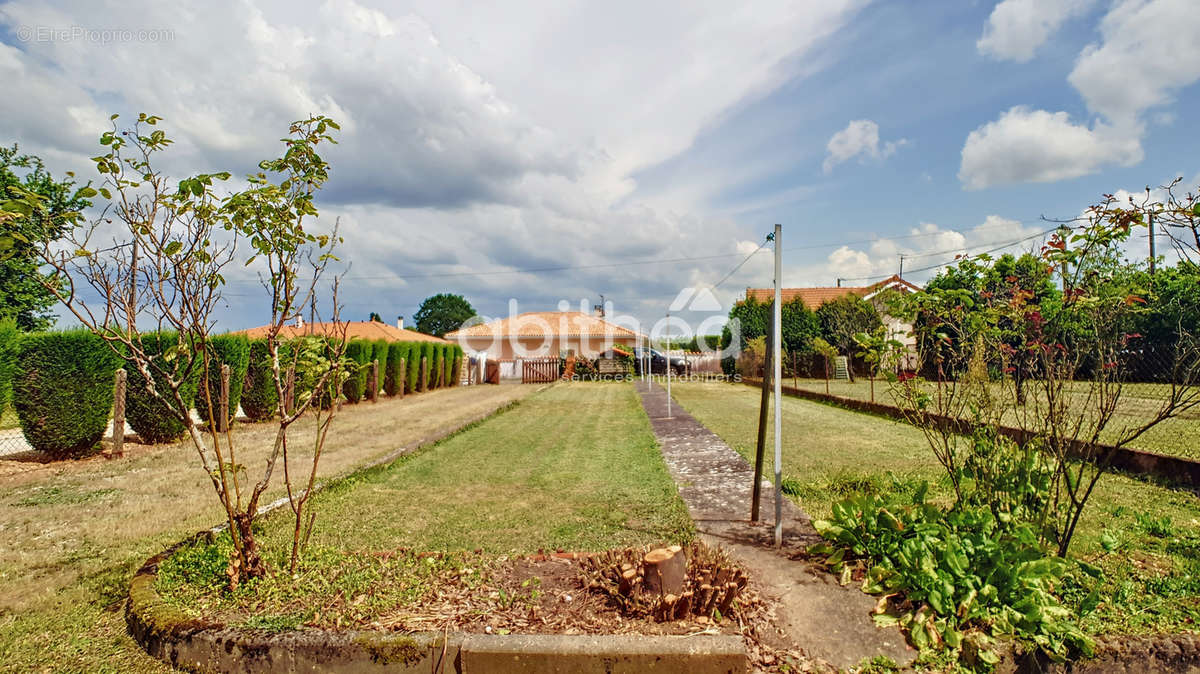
[773,223,784,548]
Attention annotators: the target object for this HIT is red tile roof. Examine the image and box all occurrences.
[745,275,921,309]
[445,312,640,339]
[233,321,450,343]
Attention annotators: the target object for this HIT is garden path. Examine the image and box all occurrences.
[635,379,915,670]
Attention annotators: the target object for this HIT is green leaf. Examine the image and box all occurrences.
[872,613,899,628]
[164,241,183,256]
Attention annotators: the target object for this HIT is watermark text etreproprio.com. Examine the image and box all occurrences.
[14,25,175,44]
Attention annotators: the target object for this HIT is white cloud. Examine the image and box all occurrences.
[822,119,907,173]
[817,216,1049,285]
[959,106,1142,189]
[0,0,868,329]
[977,0,1095,62]
[1067,0,1200,129]
[963,0,1200,190]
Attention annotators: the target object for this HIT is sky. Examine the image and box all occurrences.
[2,0,1199,337]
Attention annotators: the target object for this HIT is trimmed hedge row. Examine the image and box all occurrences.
[241,339,278,422]
[0,319,18,415]
[126,332,200,444]
[13,330,122,458]
[194,334,250,432]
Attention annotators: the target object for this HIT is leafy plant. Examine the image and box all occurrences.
[12,330,121,457]
[0,318,18,413]
[194,333,250,432]
[813,487,1096,665]
[240,338,278,421]
[125,332,199,444]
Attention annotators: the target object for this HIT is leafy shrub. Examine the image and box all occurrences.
[406,342,421,393]
[384,342,409,396]
[369,339,388,397]
[813,487,1094,665]
[341,339,370,403]
[431,344,445,388]
[241,339,278,421]
[13,330,122,457]
[449,344,462,384]
[194,334,251,431]
[0,318,18,413]
[419,342,435,391]
[126,332,199,444]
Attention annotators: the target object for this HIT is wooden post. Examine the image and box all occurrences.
[111,368,126,457]
[751,309,775,522]
[219,364,230,432]
[420,356,428,392]
[398,358,406,399]
[370,359,379,402]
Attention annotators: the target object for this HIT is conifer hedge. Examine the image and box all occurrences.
[342,339,370,403]
[431,344,444,388]
[13,330,122,457]
[370,340,389,397]
[384,342,409,396]
[126,332,199,444]
[241,339,278,421]
[406,342,421,393]
[194,334,251,431]
[419,342,435,391]
[0,319,18,414]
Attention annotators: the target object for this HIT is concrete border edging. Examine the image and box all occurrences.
[127,544,746,673]
[740,378,1200,489]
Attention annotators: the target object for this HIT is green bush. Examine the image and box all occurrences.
[126,332,199,444]
[241,339,278,421]
[405,342,421,393]
[0,318,19,413]
[448,344,462,385]
[342,339,370,403]
[370,339,389,397]
[194,334,251,431]
[13,330,122,458]
[419,342,435,391]
[431,344,445,388]
[385,342,410,396]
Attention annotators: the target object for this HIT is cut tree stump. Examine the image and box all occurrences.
[643,547,686,597]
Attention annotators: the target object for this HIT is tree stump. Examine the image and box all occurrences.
[643,547,686,597]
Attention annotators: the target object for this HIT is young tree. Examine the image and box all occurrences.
[816,295,882,381]
[0,145,93,331]
[18,113,349,581]
[885,200,1200,556]
[413,293,475,337]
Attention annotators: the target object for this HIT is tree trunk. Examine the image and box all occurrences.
[643,546,686,597]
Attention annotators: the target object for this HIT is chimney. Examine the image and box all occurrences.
[295,314,305,328]
[396,315,404,330]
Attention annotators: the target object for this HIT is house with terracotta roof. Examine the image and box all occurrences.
[445,311,641,360]
[235,319,450,344]
[745,274,921,364]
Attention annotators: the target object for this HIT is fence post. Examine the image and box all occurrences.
[112,368,126,458]
[370,359,379,403]
[219,364,230,432]
[398,358,406,399]
[420,356,428,392]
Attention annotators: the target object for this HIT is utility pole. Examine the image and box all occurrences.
[751,305,774,522]
[899,255,905,280]
[772,224,783,548]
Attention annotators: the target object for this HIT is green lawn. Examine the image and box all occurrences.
[671,381,1200,637]
[158,382,693,628]
[784,377,1200,461]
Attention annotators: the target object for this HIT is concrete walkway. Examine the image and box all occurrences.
[635,380,914,670]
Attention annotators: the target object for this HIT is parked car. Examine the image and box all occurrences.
[631,347,688,376]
